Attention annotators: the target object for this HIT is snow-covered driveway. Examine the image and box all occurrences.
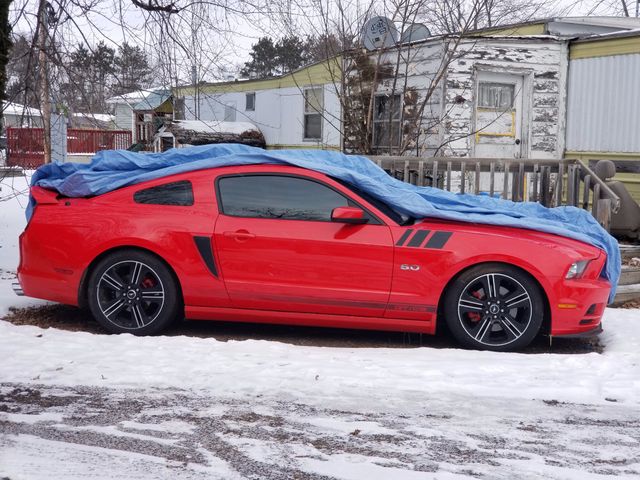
[1,172,639,479]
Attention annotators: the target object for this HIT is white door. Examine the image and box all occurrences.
[473,72,524,159]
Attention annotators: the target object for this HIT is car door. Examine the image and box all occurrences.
[213,172,394,317]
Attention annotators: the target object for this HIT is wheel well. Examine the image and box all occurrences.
[436,261,551,335]
[78,246,184,310]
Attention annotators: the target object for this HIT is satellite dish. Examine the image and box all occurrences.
[400,23,431,44]
[362,16,399,50]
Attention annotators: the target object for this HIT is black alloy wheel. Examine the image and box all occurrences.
[443,264,544,351]
[87,250,179,335]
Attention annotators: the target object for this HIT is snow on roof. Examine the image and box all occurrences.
[133,90,171,111]
[2,102,41,117]
[172,120,260,135]
[572,27,640,42]
[554,16,640,29]
[72,113,115,123]
[106,89,155,106]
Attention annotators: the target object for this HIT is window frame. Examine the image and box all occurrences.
[214,172,384,225]
[245,92,256,111]
[372,93,403,150]
[303,86,324,141]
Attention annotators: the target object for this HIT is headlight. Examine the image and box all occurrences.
[566,260,590,279]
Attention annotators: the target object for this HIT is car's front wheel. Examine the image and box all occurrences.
[443,264,544,351]
[87,250,180,335]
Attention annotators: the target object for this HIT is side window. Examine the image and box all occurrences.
[477,82,515,109]
[373,94,402,149]
[217,175,372,222]
[134,180,194,206]
[245,92,255,111]
[303,87,323,140]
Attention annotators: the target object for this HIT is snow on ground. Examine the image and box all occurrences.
[1,171,640,479]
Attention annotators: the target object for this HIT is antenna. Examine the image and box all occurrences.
[362,17,399,51]
[400,23,431,44]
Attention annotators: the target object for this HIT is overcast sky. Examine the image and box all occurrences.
[9,0,635,86]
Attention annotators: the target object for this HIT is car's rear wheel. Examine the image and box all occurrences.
[87,250,179,335]
[443,264,544,351]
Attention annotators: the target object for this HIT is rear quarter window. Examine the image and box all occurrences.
[133,180,194,206]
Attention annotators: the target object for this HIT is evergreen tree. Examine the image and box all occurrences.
[113,42,152,95]
[240,37,279,78]
[275,36,307,74]
[5,34,39,107]
[0,0,11,104]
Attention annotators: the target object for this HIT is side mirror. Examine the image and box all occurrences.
[331,206,368,225]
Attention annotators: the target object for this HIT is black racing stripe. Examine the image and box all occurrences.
[407,229,430,247]
[387,303,437,313]
[193,236,218,277]
[396,229,414,246]
[425,231,452,249]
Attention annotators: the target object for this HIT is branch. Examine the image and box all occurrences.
[131,0,181,14]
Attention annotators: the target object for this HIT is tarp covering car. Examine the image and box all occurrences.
[28,143,620,301]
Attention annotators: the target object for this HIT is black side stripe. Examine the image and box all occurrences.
[194,236,218,277]
[396,229,414,246]
[425,231,452,249]
[407,229,430,247]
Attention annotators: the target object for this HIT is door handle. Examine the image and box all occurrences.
[223,230,256,240]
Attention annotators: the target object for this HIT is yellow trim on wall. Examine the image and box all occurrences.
[266,144,341,151]
[570,37,640,59]
[565,151,640,201]
[565,151,640,161]
[473,23,546,37]
[175,58,342,96]
[475,109,516,143]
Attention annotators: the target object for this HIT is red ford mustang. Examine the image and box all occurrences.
[16,164,611,351]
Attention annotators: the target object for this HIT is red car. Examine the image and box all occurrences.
[16,164,611,351]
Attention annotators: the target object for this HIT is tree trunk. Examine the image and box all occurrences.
[37,0,51,163]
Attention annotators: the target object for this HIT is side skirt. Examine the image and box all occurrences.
[184,306,436,335]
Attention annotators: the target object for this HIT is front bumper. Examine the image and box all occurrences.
[550,277,610,336]
[553,323,603,339]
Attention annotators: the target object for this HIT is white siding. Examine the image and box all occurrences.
[566,53,640,153]
[182,84,341,149]
[444,38,567,159]
[114,103,134,132]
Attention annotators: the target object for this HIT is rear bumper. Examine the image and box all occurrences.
[12,281,24,296]
[17,269,81,306]
[549,277,611,336]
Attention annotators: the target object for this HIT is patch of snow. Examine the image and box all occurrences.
[0,311,639,408]
[173,119,260,135]
[72,112,115,123]
[0,434,234,480]
[1,412,65,424]
[2,101,41,117]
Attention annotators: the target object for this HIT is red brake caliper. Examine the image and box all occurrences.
[468,290,483,322]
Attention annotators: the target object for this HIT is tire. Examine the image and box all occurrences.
[87,250,180,335]
[443,263,544,352]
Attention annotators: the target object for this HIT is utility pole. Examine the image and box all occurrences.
[36,0,51,163]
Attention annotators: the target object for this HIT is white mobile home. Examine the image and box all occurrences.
[173,59,342,150]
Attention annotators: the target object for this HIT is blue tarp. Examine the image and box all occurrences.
[29,143,620,301]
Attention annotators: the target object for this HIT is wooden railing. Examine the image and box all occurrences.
[6,127,132,168]
[367,156,620,230]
